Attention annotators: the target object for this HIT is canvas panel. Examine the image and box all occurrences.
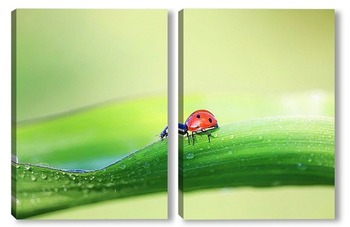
[12,9,168,219]
[179,9,335,219]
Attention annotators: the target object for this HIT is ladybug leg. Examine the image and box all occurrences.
[192,132,196,145]
[186,132,191,145]
[207,133,211,143]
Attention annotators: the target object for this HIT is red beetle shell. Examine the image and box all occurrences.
[185,109,218,133]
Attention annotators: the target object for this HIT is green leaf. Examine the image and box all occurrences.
[12,140,168,219]
[13,116,334,218]
[180,116,334,191]
[16,96,167,170]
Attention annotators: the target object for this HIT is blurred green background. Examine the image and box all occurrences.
[15,9,167,122]
[181,9,334,219]
[182,9,334,121]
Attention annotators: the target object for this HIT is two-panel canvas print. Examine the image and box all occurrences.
[12,9,334,219]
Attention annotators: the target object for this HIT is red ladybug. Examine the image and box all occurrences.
[185,109,219,144]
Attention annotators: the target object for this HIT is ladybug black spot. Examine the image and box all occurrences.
[196,114,200,118]
[208,118,212,123]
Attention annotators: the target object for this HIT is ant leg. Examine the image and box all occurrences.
[160,126,168,140]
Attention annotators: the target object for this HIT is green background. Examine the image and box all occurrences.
[182,9,334,120]
[15,9,167,122]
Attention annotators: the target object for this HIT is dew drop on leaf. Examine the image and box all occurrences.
[86,183,94,189]
[143,162,150,168]
[24,165,31,171]
[30,175,37,182]
[40,173,47,180]
[185,153,195,160]
[54,174,60,180]
[297,163,307,171]
[119,164,126,169]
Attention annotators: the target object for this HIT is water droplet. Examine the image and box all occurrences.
[30,175,37,182]
[207,146,211,150]
[54,174,60,180]
[143,162,150,168]
[105,182,114,187]
[297,163,307,171]
[15,165,20,169]
[40,173,47,180]
[119,164,126,169]
[212,132,218,138]
[230,135,235,140]
[308,158,313,163]
[63,187,68,192]
[199,147,204,151]
[86,183,94,189]
[185,153,195,160]
[24,165,31,171]
[258,136,263,140]
[228,150,232,155]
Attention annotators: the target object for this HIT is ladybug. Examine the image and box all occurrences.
[160,109,219,145]
[184,109,219,144]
